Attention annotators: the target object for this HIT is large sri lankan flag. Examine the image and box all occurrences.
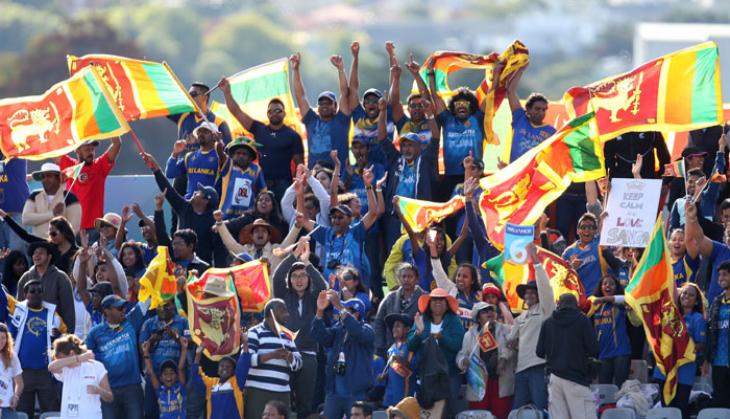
[479,112,604,247]
[68,54,199,121]
[625,218,694,403]
[564,41,723,140]
[0,66,129,160]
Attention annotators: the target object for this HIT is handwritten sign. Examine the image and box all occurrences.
[504,223,534,264]
[600,178,661,248]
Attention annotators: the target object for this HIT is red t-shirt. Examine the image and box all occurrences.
[60,151,114,229]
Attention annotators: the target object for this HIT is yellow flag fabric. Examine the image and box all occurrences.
[138,247,178,310]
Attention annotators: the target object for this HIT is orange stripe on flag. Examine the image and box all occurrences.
[663,55,695,125]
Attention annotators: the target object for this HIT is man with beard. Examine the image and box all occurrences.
[290,52,351,172]
[215,136,267,219]
[218,77,303,200]
[165,121,220,198]
[58,137,122,241]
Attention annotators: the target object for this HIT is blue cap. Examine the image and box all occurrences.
[352,135,369,145]
[400,132,423,145]
[101,294,126,310]
[317,91,337,103]
[363,88,383,99]
[342,298,367,318]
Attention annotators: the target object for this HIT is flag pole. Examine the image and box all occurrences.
[128,130,146,154]
[63,167,82,201]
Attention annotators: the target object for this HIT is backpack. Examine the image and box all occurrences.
[415,335,451,409]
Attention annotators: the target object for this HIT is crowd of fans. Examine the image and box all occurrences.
[0,41,728,419]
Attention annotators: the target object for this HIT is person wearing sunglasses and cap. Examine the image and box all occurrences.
[218,77,304,201]
[57,136,121,242]
[22,162,81,239]
[9,278,65,418]
[215,136,267,219]
[290,52,351,173]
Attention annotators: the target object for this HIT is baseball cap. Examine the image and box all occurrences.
[329,204,353,218]
[363,88,383,99]
[196,182,219,203]
[192,121,219,138]
[101,294,126,310]
[317,91,337,103]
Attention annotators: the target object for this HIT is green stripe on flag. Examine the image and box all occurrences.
[564,123,601,174]
[141,63,194,115]
[625,221,665,294]
[419,69,448,94]
[483,254,504,287]
[691,47,719,124]
[231,71,289,104]
[82,70,122,132]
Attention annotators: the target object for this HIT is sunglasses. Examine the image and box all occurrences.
[268,108,284,114]
[454,100,470,108]
[27,287,43,295]
[578,224,597,231]
[363,97,380,104]
[408,102,425,109]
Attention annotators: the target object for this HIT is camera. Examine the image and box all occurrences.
[327,260,341,270]
[334,352,346,375]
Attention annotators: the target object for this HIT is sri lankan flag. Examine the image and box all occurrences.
[186,271,241,361]
[483,246,586,312]
[224,58,299,132]
[138,247,178,310]
[0,66,130,160]
[479,112,603,247]
[394,195,466,233]
[626,218,694,403]
[564,42,723,141]
[68,54,199,120]
[229,260,271,313]
[61,162,83,182]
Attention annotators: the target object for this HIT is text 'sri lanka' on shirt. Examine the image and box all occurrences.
[0,155,29,213]
[437,110,485,176]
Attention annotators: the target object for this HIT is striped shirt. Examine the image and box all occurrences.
[246,323,302,393]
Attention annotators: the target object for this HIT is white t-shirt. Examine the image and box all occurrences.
[54,360,107,419]
[430,321,443,335]
[0,354,22,407]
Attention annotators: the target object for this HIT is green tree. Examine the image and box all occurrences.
[193,12,293,83]
[0,15,142,97]
[0,2,62,53]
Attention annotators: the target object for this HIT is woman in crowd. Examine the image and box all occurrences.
[481,284,514,325]
[48,334,112,419]
[118,241,147,279]
[456,302,515,419]
[223,190,289,242]
[669,228,700,286]
[428,235,482,309]
[407,288,465,417]
[1,250,28,296]
[0,210,78,275]
[587,274,634,388]
[0,322,23,418]
[334,265,372,315]
[655,282,706,416]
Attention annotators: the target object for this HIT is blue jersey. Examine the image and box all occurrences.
[16,308,51,369]
[165,148,219,198]
[509,108,555,162]
[311,221,371,287]
[654,311,705,385]
[563,237,610,296]
[383,342,418,407]
[592,302,631,360]
[303,109,350,171]
[437,110,485,176]
[158,382,186,419]
[396,116,432,145]
[353,104,394,165]
[86,304,144,388]
[217,160,266,219]
[709,241,730,302]
[138,314,188,374]
[672,253,700,286]
[349,164,385,215]
[715,301,730,367]
[395,161,417,198]
[0,156,29,213]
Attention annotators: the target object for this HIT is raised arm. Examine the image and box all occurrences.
[107,136,122,164]
[406,54,432,103]
[393,197,420,259]
[506,66,526,113]
[377,94,389,141]
[115,206,132,251]
[213,213,245,255]
[481,61,504,113]
[389,63,405,126]
[330,150,341,210]
[331,54,351,116]
[289,53,311,118]
[360,166,380,230]
[428,239,456,295]
[685,197,714,258]
[347,42,360,112]
[218,77,254,130]
[75,246,93,307]
[427,65,447,115]
[448,216,469,256]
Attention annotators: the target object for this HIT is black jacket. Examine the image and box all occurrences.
[604,131,670,179]
[536,305,598,387]
[705,293,728,365]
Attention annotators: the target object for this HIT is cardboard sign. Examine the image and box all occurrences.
[504,223,534,264]
[600,178,662,248]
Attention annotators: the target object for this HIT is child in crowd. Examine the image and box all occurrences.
[379,314,417,408]
[143,337,189,419]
